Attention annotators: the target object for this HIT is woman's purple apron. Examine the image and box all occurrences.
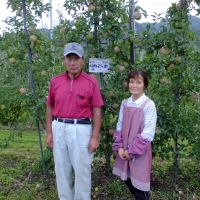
[113,98,152,191]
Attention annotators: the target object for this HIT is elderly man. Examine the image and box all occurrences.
[46,42,104,200]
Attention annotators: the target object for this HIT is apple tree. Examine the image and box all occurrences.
[55,0,145,171]
[131,0,200,183]
[1,0,200,180]
[60,0,200,174]
[0,0,52,151]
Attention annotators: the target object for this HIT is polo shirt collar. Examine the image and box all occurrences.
[65,70,82,79]
[127,93,146,105]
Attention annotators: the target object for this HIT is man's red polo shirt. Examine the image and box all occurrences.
[46,71,104,118]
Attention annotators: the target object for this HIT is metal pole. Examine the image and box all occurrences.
[94,0,111,175]
[49,0,55,77]
[173,0,187,185]
[49,0,53,39]
[21,0,46,174]
[129,0,135,64]
[173,73,180,185]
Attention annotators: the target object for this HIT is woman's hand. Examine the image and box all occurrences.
[123,150,131,160]
[118,148,126,160]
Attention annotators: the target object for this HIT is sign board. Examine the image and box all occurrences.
[89,58,110,73]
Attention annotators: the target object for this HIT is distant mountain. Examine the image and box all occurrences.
[189,15,200,34]
[135,15,200,34]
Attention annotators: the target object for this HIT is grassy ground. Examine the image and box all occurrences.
[0,130,200,200]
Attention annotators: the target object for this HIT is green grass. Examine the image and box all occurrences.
[0,130,57,200]
[0,130,200,200]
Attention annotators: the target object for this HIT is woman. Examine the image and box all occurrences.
[112,70,157,200]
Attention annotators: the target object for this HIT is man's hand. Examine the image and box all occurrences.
[89,137,99,153]
[46,133,53,149]
[46,104,54,149]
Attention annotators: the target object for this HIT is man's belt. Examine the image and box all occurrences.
[54,117,91,125]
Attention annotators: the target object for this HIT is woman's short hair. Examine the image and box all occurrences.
[128,70,149,89]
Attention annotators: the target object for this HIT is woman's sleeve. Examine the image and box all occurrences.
[128,101,157,158]
[112,103,124,151]
[112,130,123,151]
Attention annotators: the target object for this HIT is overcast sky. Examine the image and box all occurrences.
[0,0,198,33]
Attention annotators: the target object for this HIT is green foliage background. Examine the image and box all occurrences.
[0,0,200,166]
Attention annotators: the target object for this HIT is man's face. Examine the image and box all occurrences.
[64,53,84,78]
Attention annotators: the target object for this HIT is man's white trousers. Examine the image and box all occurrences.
[52,120,94,200]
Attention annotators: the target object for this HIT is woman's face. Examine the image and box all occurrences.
[129,75,145,101]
